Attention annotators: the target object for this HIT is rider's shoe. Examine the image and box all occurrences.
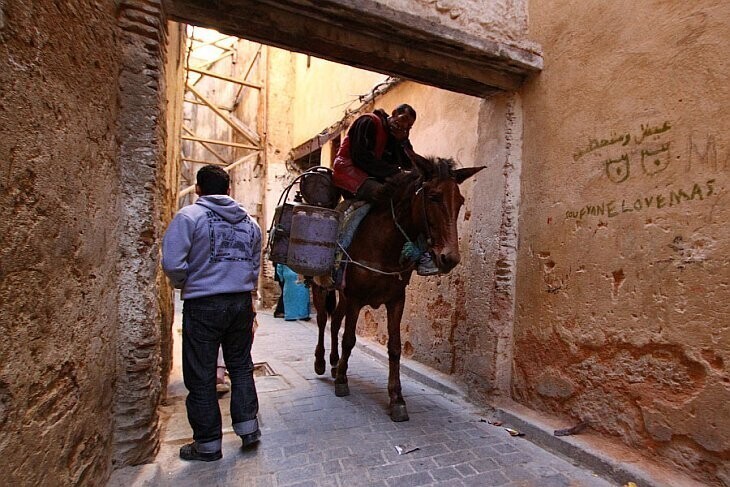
[417,252,440,276]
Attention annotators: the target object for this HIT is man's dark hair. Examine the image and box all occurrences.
[393,103,417,120]
[197,165,230,195]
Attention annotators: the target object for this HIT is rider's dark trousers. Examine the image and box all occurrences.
[182,292,259,446]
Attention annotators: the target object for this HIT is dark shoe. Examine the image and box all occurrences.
[417,252,439,276]
[179,442,222,462]
[241,429,261,449]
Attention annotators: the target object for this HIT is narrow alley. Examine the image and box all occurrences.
[4,2,729,486]
[110,298,613,487]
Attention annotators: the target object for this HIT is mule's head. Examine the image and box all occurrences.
[410,155,485,274]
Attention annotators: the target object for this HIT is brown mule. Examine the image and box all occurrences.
[313,155,485,422]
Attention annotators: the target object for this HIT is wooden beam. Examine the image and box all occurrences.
[165,0,543,97]
[182,158,229,166]
[190,50,234,72]
[233,47,262,108]
[182,126,230,164]
[225,151,259,172]
[182,134,258,150]
[229,115,261,146]
[178,152,260,197]
[190,35,232,47]
[187,66,262,89]
[186,83,260,147]
[184,98,234,111]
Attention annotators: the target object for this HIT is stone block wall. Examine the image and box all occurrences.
[0,1,121,484]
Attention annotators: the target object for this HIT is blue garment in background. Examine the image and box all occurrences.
[276,264,310,321]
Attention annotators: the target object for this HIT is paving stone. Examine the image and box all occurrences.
[492,442,520,454]
[150,312,616,487]
[433,450,478,467]
[322,459,343,474]
[275,464,324,485]
[385,471,433,487]
[408,457,438,472]
[253,476,275,487]
[454,462,478,477]
[499,451,538,467]
[461,469,511,486]
[431,479,465,487]
[468,457,500,473]
[503,464,536,481]
[341,452,386,468]
[368,462,416,480]
[430,466,462,481]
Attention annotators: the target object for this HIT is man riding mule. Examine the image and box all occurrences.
[314,153,485,422]
[332,104,438,276]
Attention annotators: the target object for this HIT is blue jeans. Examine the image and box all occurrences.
[182,292,259,447]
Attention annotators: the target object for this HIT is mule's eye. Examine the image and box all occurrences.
[428,193,443,203]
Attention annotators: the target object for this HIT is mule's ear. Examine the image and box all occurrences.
[405,148,434,179]
[453,166,486,184]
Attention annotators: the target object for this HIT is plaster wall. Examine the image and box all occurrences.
[517,1,730,484]
[290,54,387,147]
[260,47,297,304]
[229,38,265,224]
[0,1,120,484]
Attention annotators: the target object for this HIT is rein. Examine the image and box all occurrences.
[337,243,414,278]
[336,182,432,278]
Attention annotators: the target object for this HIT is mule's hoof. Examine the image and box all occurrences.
[330,367,337,378]
[334,383,350,397]
[314,360,326,375]
[390,404,409,422]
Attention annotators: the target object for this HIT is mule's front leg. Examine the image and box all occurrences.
[386,298,408,422]
[329,297,346,378]
[334,302,360,397]
[312,286,328,375]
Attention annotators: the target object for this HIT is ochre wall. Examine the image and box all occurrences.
[517,1,730,484]
[260,47,296,305]
[290,54,387,147]
[0,1,120,484]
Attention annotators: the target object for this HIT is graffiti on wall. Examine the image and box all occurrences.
[564,179,716,220]
[573,121,673,184]
[564,124,727,221]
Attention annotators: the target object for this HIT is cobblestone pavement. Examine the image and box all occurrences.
[150,307,615,487]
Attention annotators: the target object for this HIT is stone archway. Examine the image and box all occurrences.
[114,0,542,469]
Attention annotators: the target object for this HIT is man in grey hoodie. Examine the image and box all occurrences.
[162,165,262,462]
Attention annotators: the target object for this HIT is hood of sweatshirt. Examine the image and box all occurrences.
[195,195,248,224]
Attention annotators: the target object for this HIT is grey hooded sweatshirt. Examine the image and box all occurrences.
[162,195,261,299]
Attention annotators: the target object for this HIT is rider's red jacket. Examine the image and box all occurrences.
[332,113,388,194]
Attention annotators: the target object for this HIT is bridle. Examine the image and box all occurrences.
[339,178,439,278]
